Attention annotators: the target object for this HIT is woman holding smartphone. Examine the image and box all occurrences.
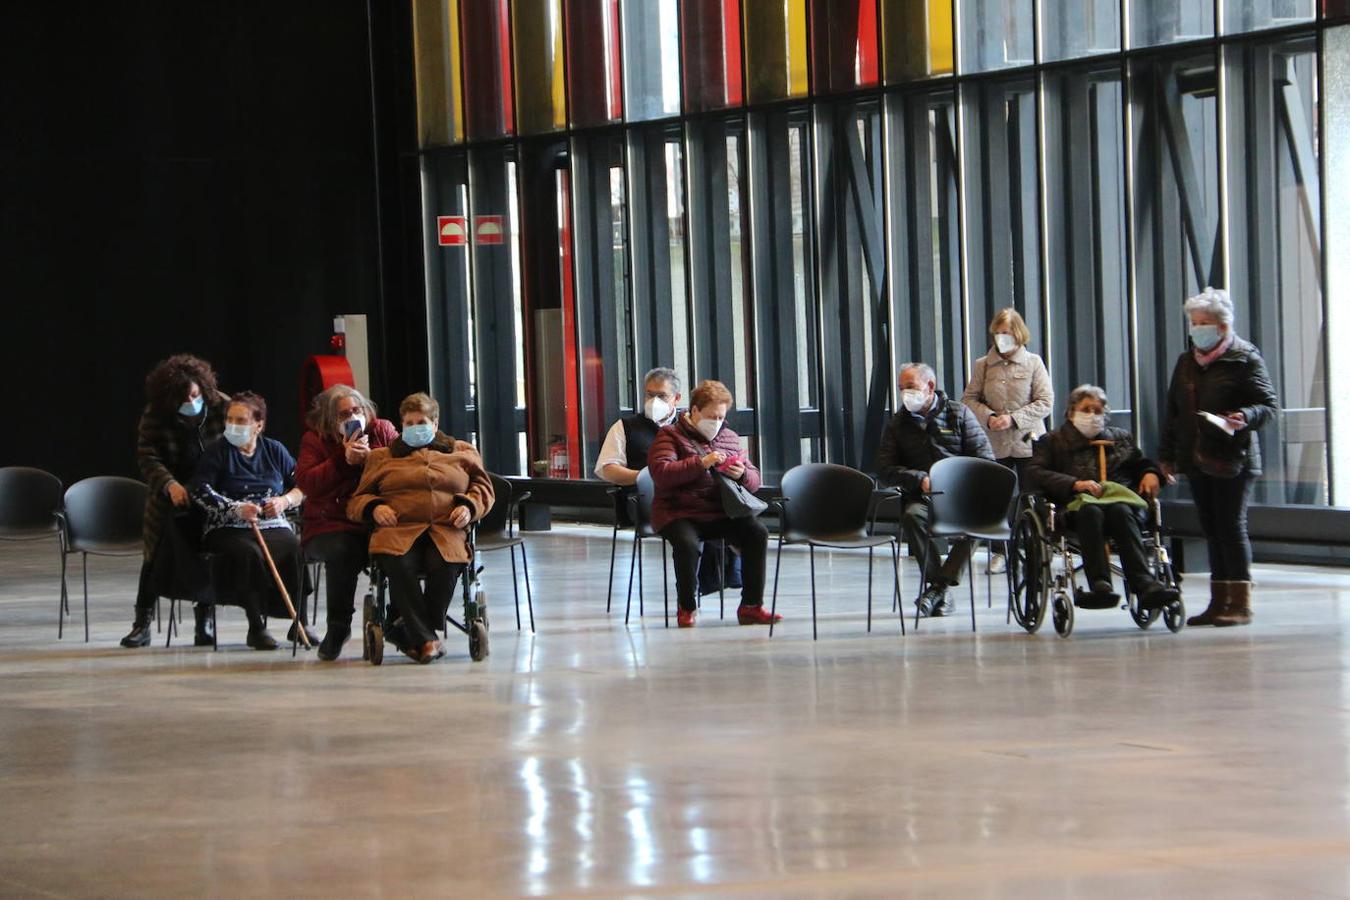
[648,379,775,629]
[296,385,398,659]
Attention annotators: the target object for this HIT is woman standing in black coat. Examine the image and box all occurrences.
[1158,288,1279,627]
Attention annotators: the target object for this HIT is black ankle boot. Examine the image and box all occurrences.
[193,605,215,647]
[317,624,351,661]
[119,608,154,648]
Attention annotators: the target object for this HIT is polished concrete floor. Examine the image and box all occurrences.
[3,524,1350,897]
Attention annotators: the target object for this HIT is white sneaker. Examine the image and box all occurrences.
[987,553,1007,574]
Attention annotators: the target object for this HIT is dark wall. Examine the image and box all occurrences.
[1,1,426,486]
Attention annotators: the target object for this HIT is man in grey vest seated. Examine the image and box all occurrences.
[596,367,740,594]
[875,362,995,617]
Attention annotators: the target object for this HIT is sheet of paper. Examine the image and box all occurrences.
[1198,411,1237,436]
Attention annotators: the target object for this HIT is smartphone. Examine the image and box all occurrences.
[344,418,364,439]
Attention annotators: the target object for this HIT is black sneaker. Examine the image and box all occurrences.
[1139,584,1180,611]
[915,585,946,618]
[932,593,957,617]
[247,628,279,651]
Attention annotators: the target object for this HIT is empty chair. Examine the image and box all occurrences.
[56,476,147,641]
[769,464,905,640]
[918,456,1017,632]
[475,474,535,632]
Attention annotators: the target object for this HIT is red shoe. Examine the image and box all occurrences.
[737,605,782,625]
[677,608,697,628]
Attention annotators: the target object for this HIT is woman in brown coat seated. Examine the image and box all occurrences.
[1025,384,1179,611]
[648,379,776,629]
[347,393,494,663]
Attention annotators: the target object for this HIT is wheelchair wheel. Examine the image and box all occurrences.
[1163,598,1186,633]
[1011,506,1050,633]
[366,623,383,666]
[1051,589,1075,638]
[1128,593,1161,630]
[468,620,489,661]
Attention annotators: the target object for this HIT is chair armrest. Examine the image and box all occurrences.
[868,490,905,535]
[770,497,790,534]
[53,510,69,551]
[505,491,531,538]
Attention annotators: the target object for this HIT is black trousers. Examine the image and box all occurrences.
[204,527,303,625]
[1188,471,1255,581]
[374,533,465,648]
[304,530,368,630]
[1068,503,1160,594]
[902,501,971,589]
[660,517,767,612]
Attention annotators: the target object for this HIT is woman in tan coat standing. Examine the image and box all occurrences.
[962,308,1054,572]
[347,393,494,663]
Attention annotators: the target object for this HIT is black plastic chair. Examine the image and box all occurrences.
[55,476,146,642]
[768,464,905,640]
[917,456,1017,633]
[0,465,64,612]
[476,474,534,632]
[624,468,671,628]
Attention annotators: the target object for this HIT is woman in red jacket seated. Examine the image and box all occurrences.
[296,385,398,660]
[649,379,777,628]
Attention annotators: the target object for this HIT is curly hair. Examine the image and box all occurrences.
[689,380,733,412]
[144,354,219,413]
[228,390,268,424]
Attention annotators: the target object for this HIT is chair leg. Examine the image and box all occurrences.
[986,542,993,608]
[624,534,638,625]
[510,545,522,631]
[211,604,218,651]
[606,522,619,613]
[82,553,90,643]
[312,563,323,626]
[58,541,67,639]
[891,540,905,636]
[967,548,977,633]
[637,539,645,617]
[809,545,818,641]
[156,595,162,634]
[719,543,725,620]
[769,534,784,638]
[872,544,884,628]
[661,541,669,629]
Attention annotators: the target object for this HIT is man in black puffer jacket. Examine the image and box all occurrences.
[875,362,995,617]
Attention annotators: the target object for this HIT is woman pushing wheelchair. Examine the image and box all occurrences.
[1025,384,1180,612]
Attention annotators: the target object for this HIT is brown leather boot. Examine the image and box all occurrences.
[1214,580,1252,627]
[1187,580,1228,627]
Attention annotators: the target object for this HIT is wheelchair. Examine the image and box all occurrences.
[1008,493,1184,637]
[359,529,490,664]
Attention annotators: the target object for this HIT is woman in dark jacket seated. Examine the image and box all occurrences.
[296,385,398,660]
[1026,384,1178,611]
[648,379,776,629]
[346,393,494,664]
[121,354,229,648]
[190,391,308,650]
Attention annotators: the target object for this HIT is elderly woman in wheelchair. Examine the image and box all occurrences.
[1017,384,1183,635]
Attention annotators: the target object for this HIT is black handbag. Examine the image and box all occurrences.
[714,470,767,519]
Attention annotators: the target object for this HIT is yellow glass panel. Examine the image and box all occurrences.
[880,0,954,84]
[786,0,809,97]
[743,0,809,102]
[512,0,567,133]
[412,0,463,146]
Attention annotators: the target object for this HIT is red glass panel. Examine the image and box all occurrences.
[565,0,622,127]
[809,0,880,92]
[460,0,514,138]
[681,0,744,112]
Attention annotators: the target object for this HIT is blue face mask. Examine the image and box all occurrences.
[179,395,204,417]
[223,423,253,448]
[1190,324,1222,351]
[402,423,436,448]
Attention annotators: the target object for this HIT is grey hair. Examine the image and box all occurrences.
[643,367,681,395]
[1183,286,1234,327]
[306,384,378,436]
[1066,383,1110,415]
[899,362,937,386]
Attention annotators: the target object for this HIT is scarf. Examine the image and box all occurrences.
[1193,331,1235,368]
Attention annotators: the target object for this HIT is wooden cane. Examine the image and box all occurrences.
[250,520,311,648]
[1089,440,1114,563]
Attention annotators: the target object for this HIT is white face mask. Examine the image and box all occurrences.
[694,417,722,441]
[644,397,673,424]
[224,423,254,448]
[901,389,930,414]
[994,333,1019,355]
[1072,412,1106,438]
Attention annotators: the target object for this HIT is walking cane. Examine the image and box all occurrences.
[250,521,311,648]
[1090,439,1114,562]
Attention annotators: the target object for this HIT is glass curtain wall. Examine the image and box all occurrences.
[412,2,1348,510]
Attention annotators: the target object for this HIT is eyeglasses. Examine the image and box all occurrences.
[336,407,361,420]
